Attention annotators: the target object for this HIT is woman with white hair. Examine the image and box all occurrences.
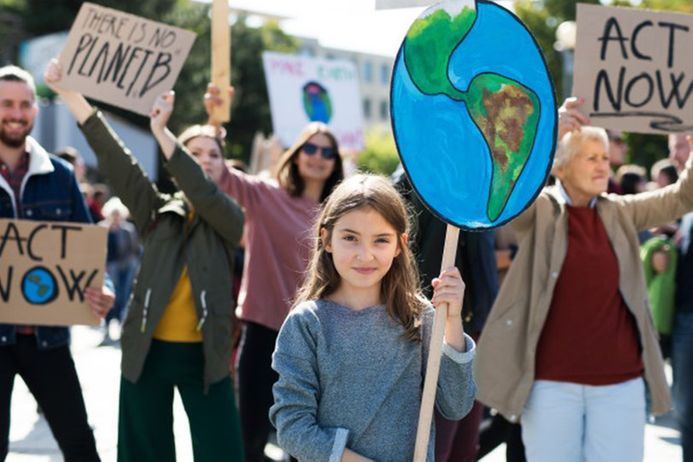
[474,97,693,462]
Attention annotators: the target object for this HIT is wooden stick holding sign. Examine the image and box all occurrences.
[389,1,557,460]
[210,0,231,126]
[412,225,459,462]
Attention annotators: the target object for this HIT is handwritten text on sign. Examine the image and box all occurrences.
[262,51,365,151]
[0,218,107,326]
[58,2,196,116]
[573,4,692,134]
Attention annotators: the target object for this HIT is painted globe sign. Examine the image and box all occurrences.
[391,0,557,229]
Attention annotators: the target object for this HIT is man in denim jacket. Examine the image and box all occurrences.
[0,65,113,462]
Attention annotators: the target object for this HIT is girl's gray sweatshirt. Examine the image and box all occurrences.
[270,299,476,462]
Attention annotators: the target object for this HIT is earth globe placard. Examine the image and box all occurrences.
[391,0,557,229]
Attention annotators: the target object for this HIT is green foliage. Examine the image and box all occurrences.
[543,0,600,21]
[513,0,687,171]
[227,17,298,161]
[513,1,564,100]
[641,0,693,14]
[357,130,400,176]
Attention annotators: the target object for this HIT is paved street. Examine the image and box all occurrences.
[7,326,683,461]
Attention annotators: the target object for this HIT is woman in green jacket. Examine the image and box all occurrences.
[46,60,245,461]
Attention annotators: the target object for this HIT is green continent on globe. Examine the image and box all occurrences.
[465,74,539,222]
[402,3,540,222]
[403,6,476,100]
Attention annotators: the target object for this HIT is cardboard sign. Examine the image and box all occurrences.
[262,51,365,150]
[0,218,108,326]
[573,4,693,134]
[376,0,434,9]
[58,2,196,116]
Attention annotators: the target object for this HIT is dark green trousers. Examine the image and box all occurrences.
[118,340,244,462]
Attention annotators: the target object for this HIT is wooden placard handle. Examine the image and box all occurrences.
[210,0,231,126]
[412,224,460,462]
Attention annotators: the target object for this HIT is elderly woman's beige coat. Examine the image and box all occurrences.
[474,156,693,422]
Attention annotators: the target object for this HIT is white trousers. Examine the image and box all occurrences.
[521,377,646,462]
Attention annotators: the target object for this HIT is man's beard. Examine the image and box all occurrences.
[0,119,33,149]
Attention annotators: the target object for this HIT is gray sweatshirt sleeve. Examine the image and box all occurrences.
[270,306,349,462]
[436,336,477,420]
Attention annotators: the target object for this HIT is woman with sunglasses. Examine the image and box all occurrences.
[205,84,345,461]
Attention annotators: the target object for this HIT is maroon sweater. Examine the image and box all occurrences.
[535,205,643,385]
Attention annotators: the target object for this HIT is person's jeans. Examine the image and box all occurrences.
[673,312,693,462]
[522,378,645,462]
[106,261,137,324]
[0,335,100,462]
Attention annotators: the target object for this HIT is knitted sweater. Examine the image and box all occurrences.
[270,299,476,462]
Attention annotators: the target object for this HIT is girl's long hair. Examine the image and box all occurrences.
[274,122,344,203]
[295,174,426,341]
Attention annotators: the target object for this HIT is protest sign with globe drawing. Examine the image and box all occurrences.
[391,0,556,230]
[389,1,557,459]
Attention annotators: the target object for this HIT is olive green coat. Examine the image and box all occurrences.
[80,112,244,388]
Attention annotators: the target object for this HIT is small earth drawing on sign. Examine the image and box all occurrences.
[22,266,59,305]
[391,0,557,229]
[303,81,333,123]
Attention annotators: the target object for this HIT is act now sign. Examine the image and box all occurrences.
[262,51,365,150]
[0,218,107,326]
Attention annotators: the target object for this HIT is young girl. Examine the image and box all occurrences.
[269,174,476,462]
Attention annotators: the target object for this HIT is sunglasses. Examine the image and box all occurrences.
[302,142,336,160]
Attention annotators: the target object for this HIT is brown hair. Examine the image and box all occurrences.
[295,174,426,341]
[274,122,344,203]
[177,124,224,152]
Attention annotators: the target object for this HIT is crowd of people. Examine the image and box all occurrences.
[0,53,691,462]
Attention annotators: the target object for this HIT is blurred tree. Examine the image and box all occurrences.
[227,17,297,161]
[357,129,399,176]
[515,0,690,175]
[543,0,600,21]
[641,0,693,14]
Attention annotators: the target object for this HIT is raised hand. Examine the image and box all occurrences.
[203,82,235,131]
[43,57,93,124]
[150,91,175,136]
[43,58,66,93]
[148,91,177,159]
[557,96,591,140]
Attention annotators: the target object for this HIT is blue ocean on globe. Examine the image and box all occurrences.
[391,0,557,229]
[22,267,58,305]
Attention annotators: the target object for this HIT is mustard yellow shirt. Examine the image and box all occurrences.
[153,266,202,342]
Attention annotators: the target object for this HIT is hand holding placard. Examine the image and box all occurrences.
[390,1,557,460]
